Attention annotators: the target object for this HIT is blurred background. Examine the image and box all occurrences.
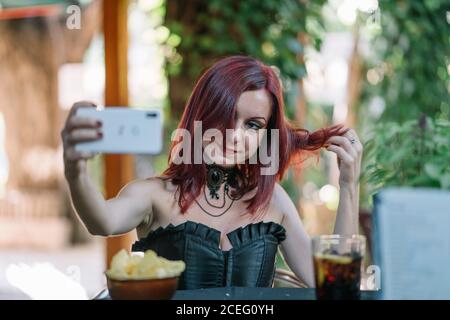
[0,0,448,299]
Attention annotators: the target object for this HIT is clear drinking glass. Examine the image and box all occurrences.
[312,235,366,300]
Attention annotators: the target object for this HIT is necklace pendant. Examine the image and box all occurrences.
[207,165,226,201]
[209,187,220,200]
[203,164,242,216]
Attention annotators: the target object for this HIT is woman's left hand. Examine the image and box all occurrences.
[325,129,363,187]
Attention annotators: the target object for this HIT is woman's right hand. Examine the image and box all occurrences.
[61,101,103,180]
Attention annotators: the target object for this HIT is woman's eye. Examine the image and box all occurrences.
[246,121,263,130]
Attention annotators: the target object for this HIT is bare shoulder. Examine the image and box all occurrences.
[136,176,177,195]
[119,175,162,196]
[139,175,179,212]
[131,176,179,236]
[116,176,173,206]
[271,182,300,221]
[271,183,290,208]
[142,175,168,192]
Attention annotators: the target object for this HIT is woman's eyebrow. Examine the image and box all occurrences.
[247,116,267,123]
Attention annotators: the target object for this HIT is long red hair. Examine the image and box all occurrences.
[160,55,347,219]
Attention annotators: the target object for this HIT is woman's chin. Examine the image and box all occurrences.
[205,154,245,167]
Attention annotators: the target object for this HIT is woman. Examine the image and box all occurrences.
[61,55,363,289]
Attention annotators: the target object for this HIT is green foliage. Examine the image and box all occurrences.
[367,0,449,122]
[363,115,450,203]
[358,1,449,207]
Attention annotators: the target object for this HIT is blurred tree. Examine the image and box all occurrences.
[365,0,449,122]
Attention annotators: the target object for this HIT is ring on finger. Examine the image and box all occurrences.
[347,136,356,144]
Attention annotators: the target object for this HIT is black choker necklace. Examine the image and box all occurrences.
[194,164,246,217]
[206,164,239,199]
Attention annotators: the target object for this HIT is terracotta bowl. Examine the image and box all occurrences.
[106,276,179,300]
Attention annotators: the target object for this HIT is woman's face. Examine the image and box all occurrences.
[203,89,272,167]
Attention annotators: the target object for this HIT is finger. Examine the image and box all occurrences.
[65,148,98,161]
[67,128,102,144]
[66,116,102,132]
[70,152,98,161]
[326,136,357,158]
[344,129,363,151]
[75,151,98,160]
[68,101,97,119]
[344,128,359,140]
[326,145,354,165]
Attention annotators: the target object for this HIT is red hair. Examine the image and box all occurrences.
[160,55,347,219]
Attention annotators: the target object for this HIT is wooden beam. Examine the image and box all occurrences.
[102,0,136,268]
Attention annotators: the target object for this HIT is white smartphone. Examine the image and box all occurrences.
[74,107,163,154]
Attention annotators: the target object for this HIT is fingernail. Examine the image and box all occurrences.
[98,131,103,138]
[96,121,102,128]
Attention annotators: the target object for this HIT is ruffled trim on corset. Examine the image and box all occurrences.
[132,221,221,252]
[227,221,286,248]
[132,220,286,252]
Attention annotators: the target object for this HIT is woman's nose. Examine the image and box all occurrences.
[230,126,245,147]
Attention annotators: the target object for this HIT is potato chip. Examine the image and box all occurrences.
[106,249,185,280]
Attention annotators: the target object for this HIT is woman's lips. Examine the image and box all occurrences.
[219,144,238,154]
